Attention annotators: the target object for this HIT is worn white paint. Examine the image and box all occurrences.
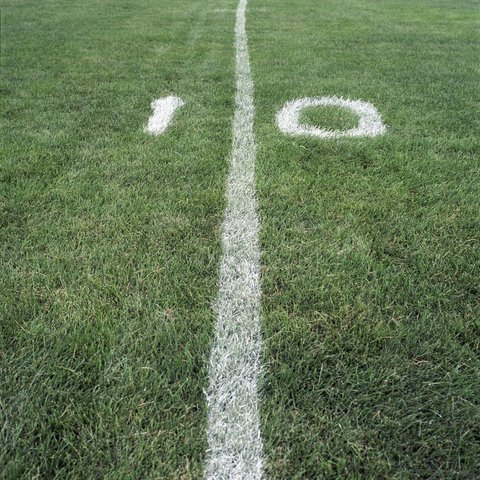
[144,96,184,135]
[212,8,266,12]
[204,0,264,478]
[276,96,386,138]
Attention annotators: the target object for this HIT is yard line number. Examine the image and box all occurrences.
[145,96,386,139]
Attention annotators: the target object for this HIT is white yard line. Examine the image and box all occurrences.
[212,8,267,12]
[204,0,264,478]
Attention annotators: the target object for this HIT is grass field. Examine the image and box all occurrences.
[1,0,479,478]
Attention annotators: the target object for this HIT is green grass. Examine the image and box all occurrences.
[299,105,360,133]
[250,0,480,477]
[1,0,236,477]
[1,0,480,478]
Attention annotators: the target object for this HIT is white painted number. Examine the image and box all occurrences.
[144,95,386,139]
[276,96,386,138]
[144,96,185,135]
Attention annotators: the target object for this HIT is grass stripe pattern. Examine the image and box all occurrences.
[204,0,264,478]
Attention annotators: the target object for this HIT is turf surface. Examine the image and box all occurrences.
[251,0,480,477]
[1,0,479,478]
[2,0,234,477]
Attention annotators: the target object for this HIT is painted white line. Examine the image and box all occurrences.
[276,96,386,138]
[213,8,267,12]
[204,0,264,478]
[144,96,184,135]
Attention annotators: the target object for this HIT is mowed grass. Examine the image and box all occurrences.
[250,0,480,477]
[1,0,479,479]
[1,0,237,478]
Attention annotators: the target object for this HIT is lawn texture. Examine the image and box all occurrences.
[1,0,479,479]
[250,0,480,478]
[1,0,236,478]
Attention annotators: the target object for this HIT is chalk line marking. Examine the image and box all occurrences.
[144,96,184,135]
[276,96,386,138]
[213,8,267,12]
[204,0,264,478]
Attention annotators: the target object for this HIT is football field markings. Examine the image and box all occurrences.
[277,96,386,138]
[144,96,185,135]
[204,0,264,478]
[142,11,386,480]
